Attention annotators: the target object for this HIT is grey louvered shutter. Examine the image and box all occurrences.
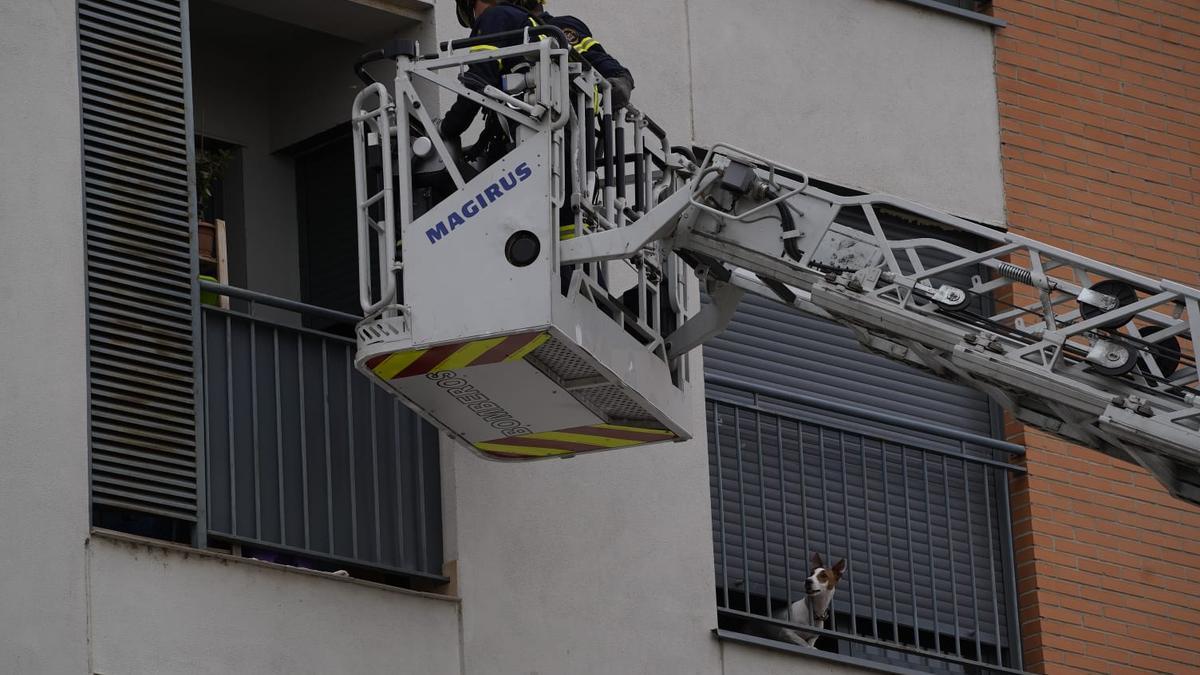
[80,0,200,522]
[706,215,1012,659]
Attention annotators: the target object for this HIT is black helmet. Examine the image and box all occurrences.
[456,0,475,28]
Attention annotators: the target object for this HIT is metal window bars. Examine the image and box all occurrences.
[708,375,1025,673]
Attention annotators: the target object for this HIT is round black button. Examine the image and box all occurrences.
[505,231,541,267]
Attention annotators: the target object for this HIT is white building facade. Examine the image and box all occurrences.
[0,0,1010,673]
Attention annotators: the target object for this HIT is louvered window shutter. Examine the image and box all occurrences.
[79,0,200,523]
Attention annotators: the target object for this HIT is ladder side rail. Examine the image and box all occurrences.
[801,205,1199,394]
[351,82,397,315]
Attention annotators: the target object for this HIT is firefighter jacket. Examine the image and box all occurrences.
[441,4,540,141]
[540,12,632,83]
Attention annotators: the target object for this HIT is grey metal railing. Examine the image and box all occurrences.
[200,282,444,583]
[708,374,1025,674]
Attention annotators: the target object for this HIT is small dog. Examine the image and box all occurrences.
[766,553,847,647]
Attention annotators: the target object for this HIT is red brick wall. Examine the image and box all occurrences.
[991,1,1200,673]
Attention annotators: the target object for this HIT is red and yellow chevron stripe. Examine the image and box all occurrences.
[475,424,677,459]
[364,331,550,381]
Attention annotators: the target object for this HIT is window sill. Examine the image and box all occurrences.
[714,629,934,675]
[90,529,461,604]
[888,0,1006,28]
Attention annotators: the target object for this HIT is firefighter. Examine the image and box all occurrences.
[440,0,542,158]
[520,0,635,111]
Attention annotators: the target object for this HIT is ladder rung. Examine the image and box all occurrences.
[360,191,387,209]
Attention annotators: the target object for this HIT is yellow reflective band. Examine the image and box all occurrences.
[504,332,550,362]
[431,336,509,373]
[575,37,599,53]
[373,349,427,380]
[560,224,577,241]
[595,424,676,436]
[528,18,548,40]
[522,431,640,448]
[468,44,504,67]
[475,442,570,457]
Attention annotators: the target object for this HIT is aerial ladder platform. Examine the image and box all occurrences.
[351,31,1200,505]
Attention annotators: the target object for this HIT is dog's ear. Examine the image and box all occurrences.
[811,552,824,569]
[831,559,847,576]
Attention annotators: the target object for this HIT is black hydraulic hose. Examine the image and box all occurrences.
[634,149,647,213]
[671,145,698,165]
[355,49,386,87]
[776,194,803,261]
[615,125,627,200]
[584,104,596,177]
[641,113,667,141]
[602,113,615,191]
[759,275,797,306]
[441,25,573,55]
[355,40,420,87]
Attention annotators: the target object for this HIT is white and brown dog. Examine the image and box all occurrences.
[767,553,846,647]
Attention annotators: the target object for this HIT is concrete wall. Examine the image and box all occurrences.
[721,640,890,675]
[0,1,91,672]
[687,0,1006,223]
[88,533,462,675]
[441,381,723,674]
[540,0,1005,222]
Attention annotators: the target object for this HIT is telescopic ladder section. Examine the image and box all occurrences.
[351,34,693,462]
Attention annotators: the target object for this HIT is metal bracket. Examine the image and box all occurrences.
[665,280,746,361]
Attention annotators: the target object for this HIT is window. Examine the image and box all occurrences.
[706,207,1023,672]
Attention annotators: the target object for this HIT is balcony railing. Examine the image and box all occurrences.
[199,282,444,584]
[708,374,1025,673]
